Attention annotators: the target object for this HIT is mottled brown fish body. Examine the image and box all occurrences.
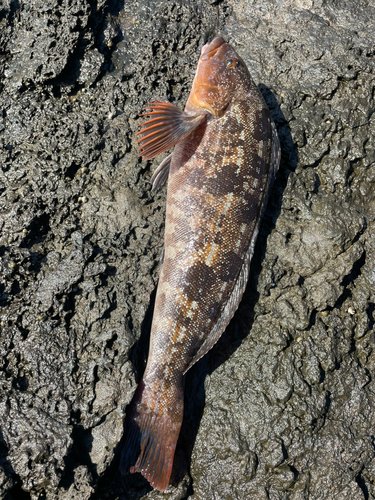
[120,36,280,491]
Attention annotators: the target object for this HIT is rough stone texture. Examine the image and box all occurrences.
[0,1,374,499]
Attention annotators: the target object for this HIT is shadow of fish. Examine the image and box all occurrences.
[120,35,280,491]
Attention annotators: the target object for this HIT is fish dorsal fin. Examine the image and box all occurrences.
[136,100,206,160]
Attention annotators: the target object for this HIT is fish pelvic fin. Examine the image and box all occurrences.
[150,152,172,192]
[136,100,206,160]
[119,378,184,492]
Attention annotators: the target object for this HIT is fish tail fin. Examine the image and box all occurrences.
[119,378,184,492]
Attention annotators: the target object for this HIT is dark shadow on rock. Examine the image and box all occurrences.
[0,283,9,308]
[0,427,31,500]
[47,0,125,90]
[91,467,153,500]
[20,212,50,249]
[58,423,95,492]
[96,3,125,75]
[0,1,20,25]
[128,286,157,383]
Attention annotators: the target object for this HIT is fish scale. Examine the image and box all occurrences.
[120,36,280,491]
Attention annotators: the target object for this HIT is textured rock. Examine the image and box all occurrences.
[0,1,374,499]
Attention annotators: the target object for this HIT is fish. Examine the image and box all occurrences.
[120,35,280,491]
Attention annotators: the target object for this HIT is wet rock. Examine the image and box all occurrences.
[0,0,374,499]
[3,0,91,88]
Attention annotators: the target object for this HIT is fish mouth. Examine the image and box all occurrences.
[200,36,225,60]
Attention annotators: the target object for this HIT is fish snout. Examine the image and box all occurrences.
[200,36,226,59]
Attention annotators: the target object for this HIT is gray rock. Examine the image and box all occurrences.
[0,0,374,499]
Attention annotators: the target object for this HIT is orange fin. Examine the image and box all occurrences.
[120,379,184,492]
[136,100,206,160]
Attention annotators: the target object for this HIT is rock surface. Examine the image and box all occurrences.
[0,1,374,499]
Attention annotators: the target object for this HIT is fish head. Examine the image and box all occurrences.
[185,36,253,118]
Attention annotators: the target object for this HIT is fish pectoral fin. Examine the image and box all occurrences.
[136,100,206,160]
[151,153,172,192]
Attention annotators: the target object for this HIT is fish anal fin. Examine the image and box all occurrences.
[270,121,281,182]
[183,228,257,375]
[137,100,206,160]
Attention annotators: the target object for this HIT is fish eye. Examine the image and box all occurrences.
[226,58,236,68]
